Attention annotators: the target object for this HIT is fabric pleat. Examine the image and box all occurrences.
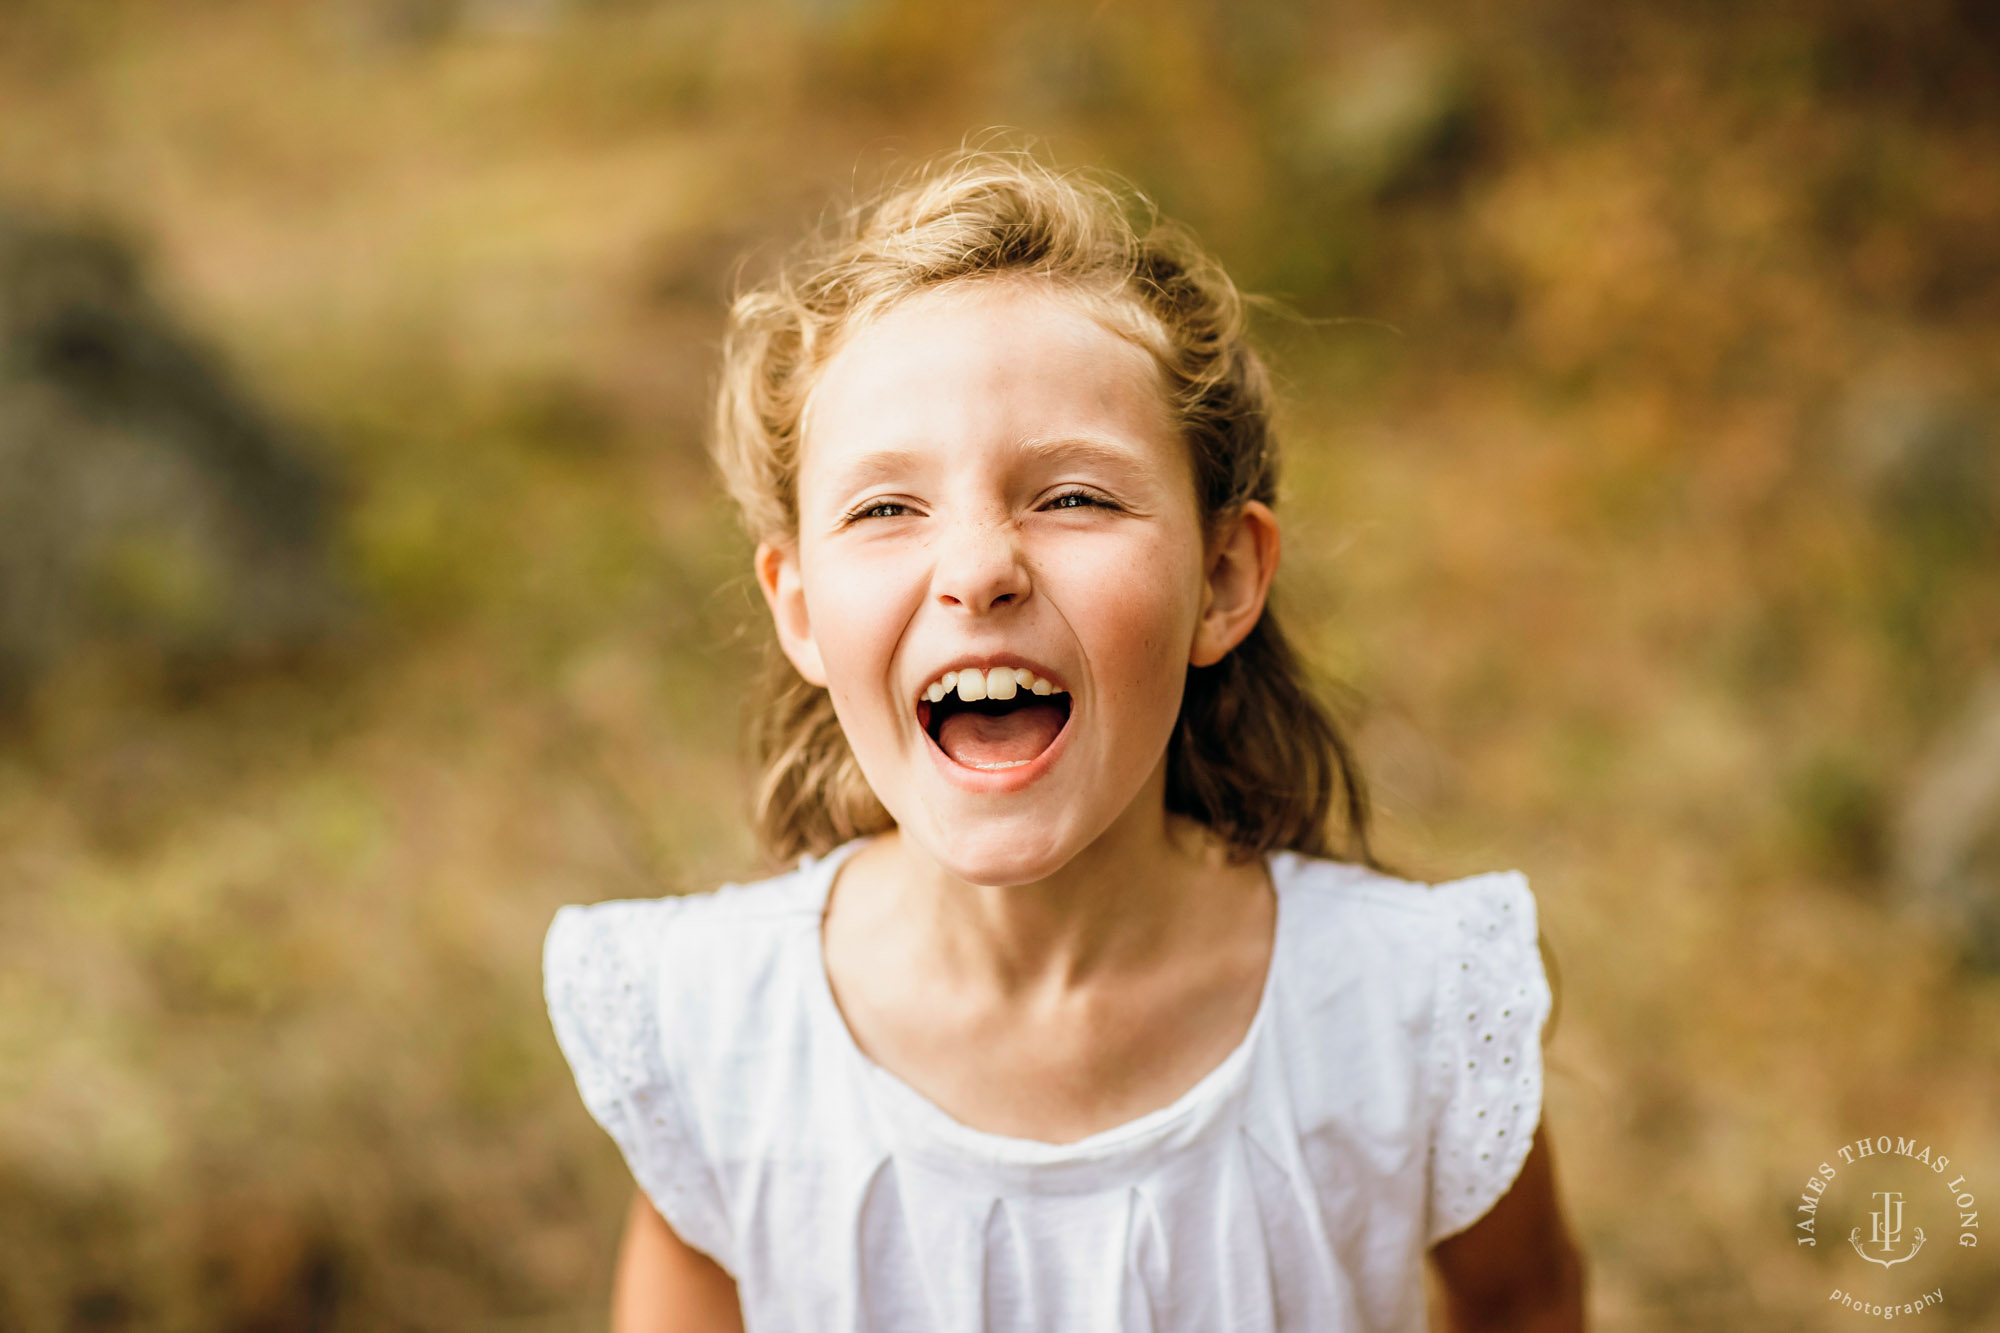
[981,1196,1035,1333]
[1119,1185,1167,1333]
[854,1156,936,1332]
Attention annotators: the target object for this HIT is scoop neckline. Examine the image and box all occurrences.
[800,835,1292,1192]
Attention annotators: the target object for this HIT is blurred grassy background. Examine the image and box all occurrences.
[0,1,1996,1329]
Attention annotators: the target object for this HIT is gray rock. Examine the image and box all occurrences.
[0,210,346,703]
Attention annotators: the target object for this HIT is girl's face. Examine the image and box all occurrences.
[756,278,1274,887]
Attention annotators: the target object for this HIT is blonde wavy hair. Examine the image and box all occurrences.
[710,145,1380,873]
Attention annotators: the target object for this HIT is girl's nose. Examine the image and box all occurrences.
[932,517,1031,614]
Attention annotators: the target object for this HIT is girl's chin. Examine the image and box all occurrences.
[905,825,1086,889]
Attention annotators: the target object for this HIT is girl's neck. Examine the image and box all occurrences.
[846,777,1267,1002]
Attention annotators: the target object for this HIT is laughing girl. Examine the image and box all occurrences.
[544,147,1587,1332]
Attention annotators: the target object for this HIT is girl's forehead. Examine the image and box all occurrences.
[800,280,1173,466]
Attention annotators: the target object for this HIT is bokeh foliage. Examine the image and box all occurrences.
[0,1,1996,1328]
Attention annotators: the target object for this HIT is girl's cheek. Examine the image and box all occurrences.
[1081,540,1196,629]
[807,554,915,674]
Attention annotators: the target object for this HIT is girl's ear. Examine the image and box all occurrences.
[1190,500,1280,668]
[755,538,829,687]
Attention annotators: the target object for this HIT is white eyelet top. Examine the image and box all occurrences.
[543,837,1551,1333]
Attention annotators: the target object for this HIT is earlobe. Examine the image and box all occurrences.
[1189,501,1280,669]
[754,539,829,687]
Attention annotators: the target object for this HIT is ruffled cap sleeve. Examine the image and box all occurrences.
[1424,870,1552,1246]
[543,898,734,1270]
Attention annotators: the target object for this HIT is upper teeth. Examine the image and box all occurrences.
[922,666,1059,704]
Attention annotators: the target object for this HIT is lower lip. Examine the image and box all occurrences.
[921,702,1076,794]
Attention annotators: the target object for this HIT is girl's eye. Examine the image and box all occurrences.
[842,491,1115,524]
[842,500,910,523]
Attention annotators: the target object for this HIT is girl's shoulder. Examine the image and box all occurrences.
[540,858,838,1272]
[1267,851,1552,1246]
[1270,849,1539,974]
[542,856,828,1019]
[1270,851,1544,1028]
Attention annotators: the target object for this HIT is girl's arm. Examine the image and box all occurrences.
[1429,1124,1588,1331]
[612,1188,745,1333]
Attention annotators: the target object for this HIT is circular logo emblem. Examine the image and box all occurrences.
[1794,1134,1981,1319]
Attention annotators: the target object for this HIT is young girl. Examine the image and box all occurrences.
[545,148,1586,1332]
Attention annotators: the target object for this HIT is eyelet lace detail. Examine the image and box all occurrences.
[1424,871,1550,1246]
[544,898,734,1269]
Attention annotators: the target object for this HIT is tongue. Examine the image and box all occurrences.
[937,701,1067,768]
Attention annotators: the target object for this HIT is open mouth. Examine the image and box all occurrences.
[918,689,1073,771]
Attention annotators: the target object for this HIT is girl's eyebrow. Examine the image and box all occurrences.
[828,447,928,492]
[1014,434,1152,479]
[829,436,1151,492]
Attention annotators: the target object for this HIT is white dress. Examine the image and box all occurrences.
[543,836,1551,1332]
